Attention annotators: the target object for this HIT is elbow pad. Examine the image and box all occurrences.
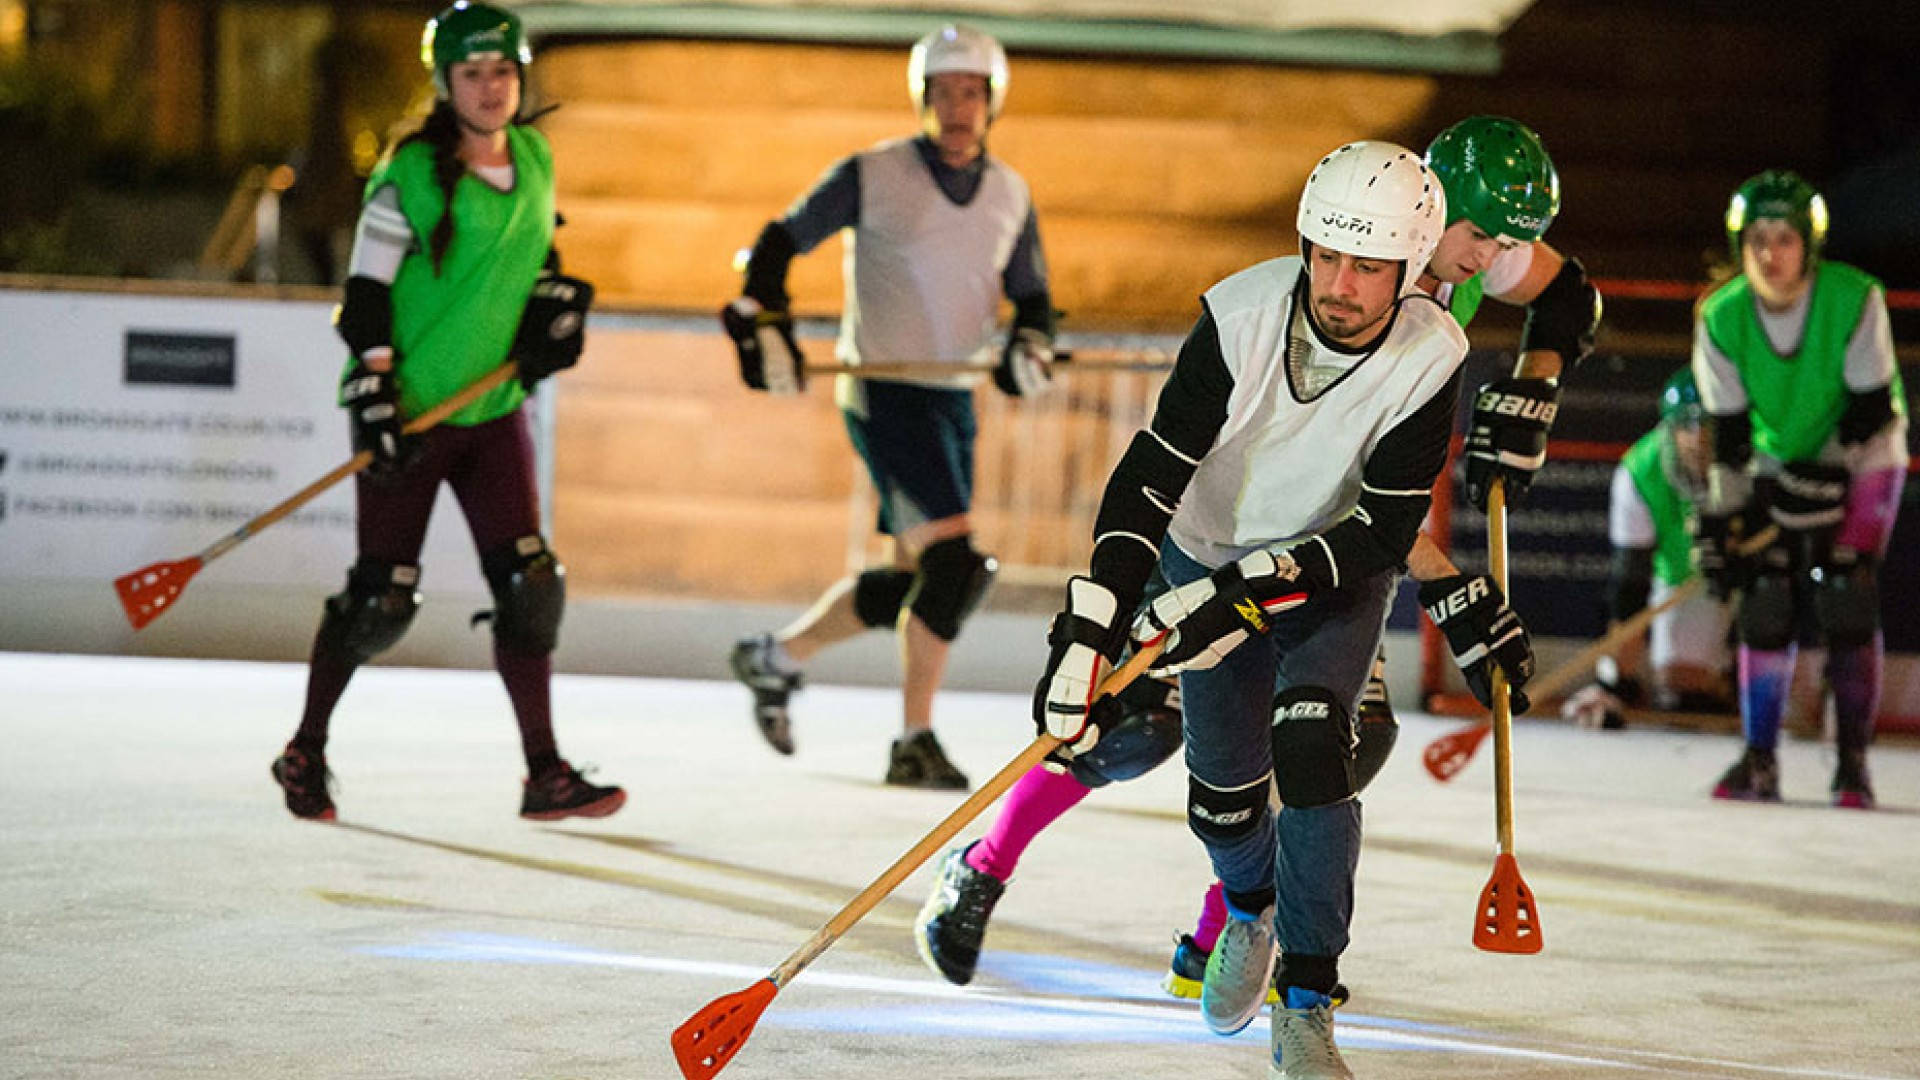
[1710,411,1752,469]
[335,276,394,358]
[1607,547,1654,622]
[1519,256,1602,370]
[1838,385,1896,446]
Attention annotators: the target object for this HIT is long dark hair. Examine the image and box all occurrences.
[394,100,466,275]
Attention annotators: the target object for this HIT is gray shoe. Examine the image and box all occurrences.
[1200,904,1277,1035]
[886,731,969,790]
[1269,987,1352,1079]
[730,634,801,755]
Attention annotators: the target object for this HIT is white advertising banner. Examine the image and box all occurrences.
[0,288,487,599]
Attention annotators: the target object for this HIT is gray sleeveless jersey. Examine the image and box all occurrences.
[837,137,1032,391]
[1169,257,1469,567]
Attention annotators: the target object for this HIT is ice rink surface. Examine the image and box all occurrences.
[4,650,1917,1080]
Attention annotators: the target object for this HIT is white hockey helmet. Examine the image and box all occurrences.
[1296,141,1447,291]
[908,24,1009,118]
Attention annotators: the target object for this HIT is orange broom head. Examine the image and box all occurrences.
[114,557,202,630]
[1473,853,1543,954]
[1422,723,1490,782]
[671,978,778,1080]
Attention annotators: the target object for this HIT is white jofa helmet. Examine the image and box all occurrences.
[908,24,1009,117]
[1296,141,1447,290]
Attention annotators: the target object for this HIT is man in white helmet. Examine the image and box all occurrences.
[1033,141,1525,1080]
[722,24,1054,790]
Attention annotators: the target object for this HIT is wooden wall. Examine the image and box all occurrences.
[534,3,1843,603]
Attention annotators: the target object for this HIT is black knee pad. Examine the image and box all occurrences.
[1070,677,1183,788]
[319,558,421,663]
[1352,668,1397,793]
[1814,552,1879,650]
[852,569,914,629]
[1270,686,1357,808]
[1737,570,1796,650]
[906,536,998,642]
[1187,773,1269,846]
[480,535,565,655]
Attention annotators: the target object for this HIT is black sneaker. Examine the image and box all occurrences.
[886,731,969,790]
[271,745,336,821]
[730,634,802,755]
[1831,748,1875,810]
[913,843,1006,985]
[521,761,626,820]
[1713,745,1781,802]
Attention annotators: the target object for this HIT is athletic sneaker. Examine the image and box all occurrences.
[271,744,336,821]
[730,634,802,755]
[1200,904,1277,1036]
[1831,748,1875,810]
[886,731,969,790]
[1712,745,1781,802]
[1164,934,1345,1007]
[913,843,1006,985]
[520,761,626,820]
[1269,986,1353,1080]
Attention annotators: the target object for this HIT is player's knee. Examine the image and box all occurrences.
[852,569,915,630]
[1814,553,1879,650]
[1270,686,1358,808]
[1736,572,1796,650]
[907,535,998,642]
[1352,675,1398,793]
[319,558,421,662]
[481,535,565,656]
[1070,677,1182,788]
[1187,773,1268,846]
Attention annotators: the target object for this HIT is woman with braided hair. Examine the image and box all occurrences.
[270,1,620,823]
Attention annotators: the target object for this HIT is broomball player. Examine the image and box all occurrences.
[1562,368,1738,730]
[723,24,1056,790]
[914,117,1591,1015]
[1022,140,1543,1079]
[271,2,622,822]
[1692,170,1908,808]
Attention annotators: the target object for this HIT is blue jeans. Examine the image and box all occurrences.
[1164,539,1396,960]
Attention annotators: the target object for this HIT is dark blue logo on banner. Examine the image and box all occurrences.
[125,331,236,388]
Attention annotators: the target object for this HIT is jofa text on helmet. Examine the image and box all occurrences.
[1320,212,1375,236]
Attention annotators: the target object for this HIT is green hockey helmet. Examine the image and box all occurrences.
[1659,367,1704,427]
[422,2,532,97]
[1424,116,1560,244]
[1724,169,1827,264]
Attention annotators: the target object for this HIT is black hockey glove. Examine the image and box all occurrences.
[721,297,806,395]
[1463,377,1560,511]
[513,270,595,389]
[341,360,416,478]
[1420,573,1534,714]
[1033,576,1129,758]
[1692,510,1753,600]
[1129,550,1309,676]
[993,328,1054,397]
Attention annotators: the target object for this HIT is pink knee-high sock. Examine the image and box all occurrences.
[1191,880,1229,952]
[965,765,1091,881]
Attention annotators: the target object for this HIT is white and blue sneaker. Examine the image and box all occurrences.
[1200,903,1277,1035]
[1270,985,1352,1079]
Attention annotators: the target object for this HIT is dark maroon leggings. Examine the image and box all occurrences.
[294,408,559,775]
[355,408,541,563]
